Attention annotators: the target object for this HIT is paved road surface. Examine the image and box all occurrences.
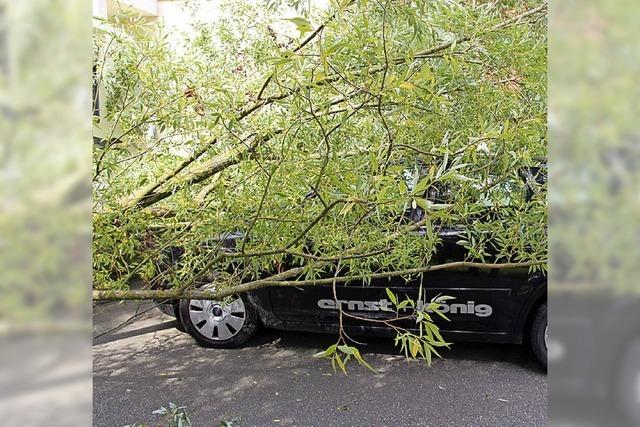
[93,301,547,426]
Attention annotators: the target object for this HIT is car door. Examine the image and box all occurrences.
[267,165,543,341]
[267,227,531,341]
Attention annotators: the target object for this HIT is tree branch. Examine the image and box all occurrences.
[92,260,542,301]
[112,3,547,211]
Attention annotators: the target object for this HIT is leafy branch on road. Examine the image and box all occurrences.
[93,0,547,370]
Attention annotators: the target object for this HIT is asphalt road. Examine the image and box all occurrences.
[93,302,547,427]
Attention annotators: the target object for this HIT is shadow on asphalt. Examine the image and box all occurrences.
[93,320,181,345]
[93,304,544,374]
[241,328,544,374]
[93,310,547,426]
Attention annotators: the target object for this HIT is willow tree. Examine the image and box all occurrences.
[93,0,547,366]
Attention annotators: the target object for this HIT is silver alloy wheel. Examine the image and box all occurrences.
[188,296,246,340]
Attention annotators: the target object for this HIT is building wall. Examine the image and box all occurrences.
[93,0,159,19]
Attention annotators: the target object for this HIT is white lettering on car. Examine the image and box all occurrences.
[317,298,493,317]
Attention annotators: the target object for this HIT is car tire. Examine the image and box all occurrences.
[530,302,547,369]
[178,294,258,348]
[155,302,187,332]
[156,301,177,317]
[173,305,187,333]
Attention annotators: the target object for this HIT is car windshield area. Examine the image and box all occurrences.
[401,160,545,223]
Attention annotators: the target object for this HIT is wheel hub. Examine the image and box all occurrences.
[188,296,246,341]
[210,304,224,318]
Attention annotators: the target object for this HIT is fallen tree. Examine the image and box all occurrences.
[93,0,547,367]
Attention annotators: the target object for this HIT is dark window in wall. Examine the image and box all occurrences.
[92,64,100,117]
[93,63,104,147]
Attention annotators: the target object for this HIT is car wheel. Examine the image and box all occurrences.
[156,301,177,317]
[154,301,187,332]
[173,304,187,333]
[530,302,547,369]
[178,294,258,348]
[158,301,187,332]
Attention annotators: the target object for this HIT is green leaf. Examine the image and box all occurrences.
[426,342,444,358]
[423,342,433,366]
[286,17,313,35]
[351,347,376,373]
[414,198,431,210]
[436,150,449,179]
[339,201,355,216]
[335,354,347,375]
[413,177,430,194]
[410,338,421,358]
[431,306,451,322]
[398,180,408,195]
[434,295,456,304]
[385,288,398,306]
[338,345,355,355]
[451,174,474,182]
[427,322,445,343]
[324,41,347,55]
[313,344,337,358]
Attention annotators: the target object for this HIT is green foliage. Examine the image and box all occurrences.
[313,292,454,372]
[93,1,546,283]
[92,0,547,363]
[393,294,454,366]
[314,342,376,374]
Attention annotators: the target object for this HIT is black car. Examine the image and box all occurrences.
[158,167,547,367]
